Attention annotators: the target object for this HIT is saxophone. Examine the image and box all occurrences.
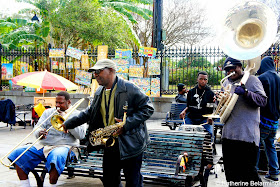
[89,102,128,147]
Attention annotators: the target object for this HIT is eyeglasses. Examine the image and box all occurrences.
[93,68,106,75]
[224,66,236,72]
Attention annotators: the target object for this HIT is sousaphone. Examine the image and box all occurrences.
[205,1,278,123]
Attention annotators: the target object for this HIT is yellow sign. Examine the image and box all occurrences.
[81,54,89,69]
[97,45,108,61]
[34,97,56,108]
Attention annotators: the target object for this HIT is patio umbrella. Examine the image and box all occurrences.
[12,70,78,91]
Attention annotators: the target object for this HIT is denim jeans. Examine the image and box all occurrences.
[8,145,75,175]
[257,127,280,175]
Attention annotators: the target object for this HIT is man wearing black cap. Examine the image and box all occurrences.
[220,57,267,185]
[175,83,188,103]
[61,58,154,187]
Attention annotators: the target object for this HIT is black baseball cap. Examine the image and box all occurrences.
[223,57,242,70]
[177,83,186,91]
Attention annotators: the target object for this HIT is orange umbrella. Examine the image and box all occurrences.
[12,70,78,91]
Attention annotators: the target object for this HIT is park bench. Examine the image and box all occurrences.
[161,103,187,130]
[11,127,213,187]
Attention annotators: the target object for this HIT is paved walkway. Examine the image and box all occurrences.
[0,113,278,186]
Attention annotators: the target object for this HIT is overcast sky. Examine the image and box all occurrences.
[0,0,33,16]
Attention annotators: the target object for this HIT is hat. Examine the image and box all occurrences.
[223,57,242,70]
[88,59,117,72]
[177,83,186,91]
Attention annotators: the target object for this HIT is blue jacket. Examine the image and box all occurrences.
[64,77,154,160]
[257,56,280,121]
[0,99,16,124]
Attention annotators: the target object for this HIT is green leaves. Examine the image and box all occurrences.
[0,17,45,50]
[9,0,153,48]
[100,0,152,23]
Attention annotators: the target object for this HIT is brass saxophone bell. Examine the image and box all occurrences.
[89,102,128,147]
[50,115,65,131]
[102,137,115,147]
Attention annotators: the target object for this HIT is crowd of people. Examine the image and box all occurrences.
[6,57,280,187]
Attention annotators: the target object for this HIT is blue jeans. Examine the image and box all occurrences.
[184,117,213,137]
[257,127,280,175]
[8,145,75,175]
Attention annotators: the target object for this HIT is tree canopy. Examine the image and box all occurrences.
[12,0,153,49]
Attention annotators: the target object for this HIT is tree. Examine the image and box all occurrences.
[50,0,140,48]
[16,0,153,48]
[98,0,153,24]
[162,0,211,47]
[0,17,45,50]
[133,0,211,48]
[132,9,153,47]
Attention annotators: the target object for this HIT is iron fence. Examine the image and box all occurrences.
[1,44,279,94]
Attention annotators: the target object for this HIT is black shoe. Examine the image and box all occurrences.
[264,174,279,182]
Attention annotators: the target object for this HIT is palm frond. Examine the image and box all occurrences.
[103,2,152,22]
[0,22,17,29]
[11,18,28,27]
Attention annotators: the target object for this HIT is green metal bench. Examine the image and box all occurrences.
[161,103,187,130]
[16,128,213,187]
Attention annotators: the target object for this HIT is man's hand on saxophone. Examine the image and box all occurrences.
[113,117,124,136]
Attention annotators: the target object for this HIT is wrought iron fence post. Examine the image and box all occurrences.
[48,43,52,72]
[0,43,2,91]
[160,47,163,96]
[35,40,38,71]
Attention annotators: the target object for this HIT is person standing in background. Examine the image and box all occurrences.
[175,83,188,103]
[256,56,280,182]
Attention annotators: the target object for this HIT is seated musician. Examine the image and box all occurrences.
[8,91,87,187]
[179,71,215,186]
[179,71,215,136]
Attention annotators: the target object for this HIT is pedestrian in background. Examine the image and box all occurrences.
[175,83,188,103]
[256,56,280,182]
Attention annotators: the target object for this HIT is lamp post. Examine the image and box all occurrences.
[152,0,164,51]
[31,14,39,71]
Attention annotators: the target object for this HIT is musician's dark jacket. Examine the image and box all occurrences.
[64,77,154,160]
[257,56,280,121]
[175,93,187,103]
[186,85,214,119]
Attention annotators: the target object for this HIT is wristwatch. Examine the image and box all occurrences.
[244,88,248,96]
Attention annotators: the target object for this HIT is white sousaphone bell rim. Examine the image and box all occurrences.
[218,1,278,60]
